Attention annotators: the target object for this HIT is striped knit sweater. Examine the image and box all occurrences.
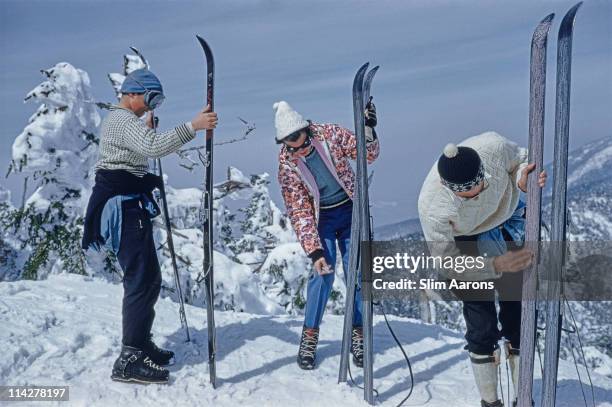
[94,106,195,177]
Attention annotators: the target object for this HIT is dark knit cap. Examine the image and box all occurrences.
[437,144,484,192]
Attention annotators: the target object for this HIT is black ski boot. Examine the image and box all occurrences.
[143,334,175,366]
[351,326,364,368]
[481,400,503,407]
[297,327,319,370]
[111,345,169,384]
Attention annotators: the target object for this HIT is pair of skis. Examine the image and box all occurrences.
[338,62,379,405]
[518,3,582,407]
[196,35,218,389]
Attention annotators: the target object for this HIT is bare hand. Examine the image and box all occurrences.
[191,104,218,131]
[314,258,333,275]
[493,248,533,273]
[518,163,547,192]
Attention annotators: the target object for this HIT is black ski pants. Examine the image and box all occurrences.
[117,199,162,348]
[454,232,523,355]
[455,273,523,355]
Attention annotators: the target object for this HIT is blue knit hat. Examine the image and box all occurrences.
[120,68,163,95]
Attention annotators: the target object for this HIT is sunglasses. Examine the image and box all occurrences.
[130,77,165,110]
[285,135,312,154]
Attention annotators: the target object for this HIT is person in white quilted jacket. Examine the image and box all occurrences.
[418,131,546,407]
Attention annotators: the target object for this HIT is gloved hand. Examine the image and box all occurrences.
[364,97,377,128]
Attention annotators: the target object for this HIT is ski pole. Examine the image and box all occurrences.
[152,111,192,343]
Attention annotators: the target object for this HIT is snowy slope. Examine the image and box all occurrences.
[374,218,422,241]
[542,136,612,241]
[2,275,611,407]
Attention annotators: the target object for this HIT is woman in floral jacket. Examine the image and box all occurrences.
[274,100,379,370]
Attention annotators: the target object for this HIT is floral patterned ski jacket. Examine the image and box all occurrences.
[277,122,380,259]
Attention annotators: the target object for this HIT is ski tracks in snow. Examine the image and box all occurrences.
[1,274,611,406]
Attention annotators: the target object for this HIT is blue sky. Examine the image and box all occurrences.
[1,0,610,225]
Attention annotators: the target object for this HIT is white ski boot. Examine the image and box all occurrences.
[469,347,503,407]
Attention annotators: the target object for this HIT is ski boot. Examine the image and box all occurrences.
[351,326,364,368]
[111,345,169,384]
[143,334,175,366]
[297,326,319,370]
[469,347,502,407]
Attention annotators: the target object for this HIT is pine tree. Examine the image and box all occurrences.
[0,186,18,280]
[5,63,100,279]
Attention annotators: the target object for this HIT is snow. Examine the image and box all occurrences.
[567,144,612,187]
[227,166,251,186]
[1,54,610,407]
[2,274,611,407]
[12,63,100,200]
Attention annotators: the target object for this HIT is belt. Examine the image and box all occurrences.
[320,197,351,210]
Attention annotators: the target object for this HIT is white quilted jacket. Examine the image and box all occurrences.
[418,132,528,281]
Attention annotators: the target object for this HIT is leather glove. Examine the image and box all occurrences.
[365,97,377,128]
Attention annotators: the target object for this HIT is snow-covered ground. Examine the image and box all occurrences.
[1,274,611,407]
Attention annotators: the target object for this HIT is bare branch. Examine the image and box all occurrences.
[175,117,256,170]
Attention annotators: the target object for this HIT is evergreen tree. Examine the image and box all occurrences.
[4,63,100,279]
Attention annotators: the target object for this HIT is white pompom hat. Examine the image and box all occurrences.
[273,101,309,142]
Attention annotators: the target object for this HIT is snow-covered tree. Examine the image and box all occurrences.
[229,172,289,263]
[0,186,18,280]
[108,49,148,99]
[3,63,101,279]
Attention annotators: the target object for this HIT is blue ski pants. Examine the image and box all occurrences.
[303,200,363,329]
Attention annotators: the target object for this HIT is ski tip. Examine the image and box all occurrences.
[532,13,554,44]
[559,2,583,35]
[365,66,380,86]
[196,34,210,48]
[196,35,214,62]
[540,13,555,25]
[354,63,369,88]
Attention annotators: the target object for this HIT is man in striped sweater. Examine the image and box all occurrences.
[83,69,217,384]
